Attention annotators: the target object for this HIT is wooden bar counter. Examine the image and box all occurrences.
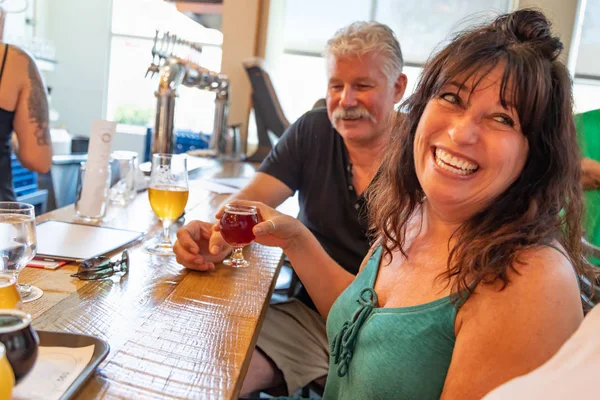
[20,160,292,399]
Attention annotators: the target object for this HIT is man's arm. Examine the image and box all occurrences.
[582,157,600,190]
[12,47,52,173]
[228,172,293,209]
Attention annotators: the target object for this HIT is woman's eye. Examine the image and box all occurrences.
[492,115,515,127]
[440,93,460,105]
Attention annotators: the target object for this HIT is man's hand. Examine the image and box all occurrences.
[582,158,600,190]
[174,220,231,271]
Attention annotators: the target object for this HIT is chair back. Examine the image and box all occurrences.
[243,58,290,161]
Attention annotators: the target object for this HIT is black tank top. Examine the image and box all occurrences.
[0,44,17,201]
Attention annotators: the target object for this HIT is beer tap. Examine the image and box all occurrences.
[146,30,230,157]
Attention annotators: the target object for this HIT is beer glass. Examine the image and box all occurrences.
[146,154,189,256]
[0,309,38,383]
[0,343,14,400]
[219,204,259,268]
[0,276,21,310]
[0,202,36,298]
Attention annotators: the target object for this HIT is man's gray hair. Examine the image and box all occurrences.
[324,21,404,83]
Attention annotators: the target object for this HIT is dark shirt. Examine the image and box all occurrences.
[258,108,371,309]
[0,45,16,202]
[0,109,15,202]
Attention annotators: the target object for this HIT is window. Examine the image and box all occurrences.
[271,0,511,122]
[574,0,600,79]
[573,0,600,114]
[374,0,509,65]
[107,0,222,133]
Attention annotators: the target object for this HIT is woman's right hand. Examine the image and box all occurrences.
[174,220,232,271]
[214,200,309,251]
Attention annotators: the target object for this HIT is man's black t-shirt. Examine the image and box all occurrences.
[258,108,370,309]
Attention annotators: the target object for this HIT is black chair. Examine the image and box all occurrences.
[243,58,290,162]
[581,237,600,312]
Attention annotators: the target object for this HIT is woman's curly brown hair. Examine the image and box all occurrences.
[368,9,597,297]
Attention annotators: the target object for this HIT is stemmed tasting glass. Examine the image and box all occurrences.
[146,154,189,256]
[0,202,36,298]
[219,204,259,268]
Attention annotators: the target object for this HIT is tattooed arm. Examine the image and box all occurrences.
[12,46,52,173]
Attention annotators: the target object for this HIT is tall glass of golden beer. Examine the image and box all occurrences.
[146,154,189,256]
[0,276,21,310]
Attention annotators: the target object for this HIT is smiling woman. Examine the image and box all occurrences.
[225,8,597,400]
[361,9,595,397]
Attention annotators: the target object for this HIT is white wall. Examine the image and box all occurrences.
[516,0,580,65]
[220,0,262,154]
[44,0,113,136]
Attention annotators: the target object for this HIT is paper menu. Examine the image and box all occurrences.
[12,345,95,400]
[198,179,239,194]
[77,120,117,218]
[208,177,250,189]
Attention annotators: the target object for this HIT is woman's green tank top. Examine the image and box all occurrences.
[323,246,462,400]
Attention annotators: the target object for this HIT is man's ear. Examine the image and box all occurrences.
[393,73,408,103]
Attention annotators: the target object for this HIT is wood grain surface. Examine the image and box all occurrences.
[20,160,294,399]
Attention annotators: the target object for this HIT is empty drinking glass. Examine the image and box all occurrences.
[109,151,138,206]
[0,203,36,298]
[75,162,112,222]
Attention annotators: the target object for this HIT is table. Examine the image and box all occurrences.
[21,160,293,399]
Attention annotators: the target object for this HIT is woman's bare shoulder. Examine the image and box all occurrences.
[6,45,38,83]
[467,243,581,313]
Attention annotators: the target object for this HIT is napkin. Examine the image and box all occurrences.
[12,345,95,400]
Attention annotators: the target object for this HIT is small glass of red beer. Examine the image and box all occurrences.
[220,204,259,268]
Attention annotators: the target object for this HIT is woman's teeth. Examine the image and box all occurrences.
[434,148,478,176]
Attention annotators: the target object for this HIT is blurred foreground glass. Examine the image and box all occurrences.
[0,309,38,384]
[146,154,189,256]
[0,202,36,298]
[109,151,138,206]
[75,161,112,222]
[0,276,21,310]
[0,343,14,400]
[71,250,129,280]
[220,204,259,268]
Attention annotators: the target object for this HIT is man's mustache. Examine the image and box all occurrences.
[332,107,377,124]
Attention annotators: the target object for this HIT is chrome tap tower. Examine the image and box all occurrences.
[146,30,230,156]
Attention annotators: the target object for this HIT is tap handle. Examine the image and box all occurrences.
[151,29,159,62]
[167,33,177,57]
[157,31,166,59]
[145,63,159,79]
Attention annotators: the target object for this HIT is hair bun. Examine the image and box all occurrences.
[492,9,563,61]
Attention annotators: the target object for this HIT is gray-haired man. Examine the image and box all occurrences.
[174,21,407,395]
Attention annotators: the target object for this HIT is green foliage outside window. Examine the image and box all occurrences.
[115,104,154,126]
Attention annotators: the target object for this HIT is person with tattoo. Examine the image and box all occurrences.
[0,43,52,201]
